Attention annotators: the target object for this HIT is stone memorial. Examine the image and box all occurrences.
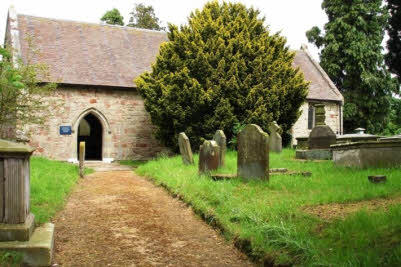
[336,128,379,144]
[178,132,194,165]
[268,121,282,153]
[296,104,335,160]
[0,139,54,266]
[308,104,336,149]
[237,124,269,180]
[332,140,401,168]
[213,130,226,167]
[199,140,220,174]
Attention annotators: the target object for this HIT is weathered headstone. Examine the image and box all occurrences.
[178,132,194,165]
[268,121,282,153]
[199,140,220,174]
[237,124,269,180]
[213,130,226,167]
[308,104,336,149]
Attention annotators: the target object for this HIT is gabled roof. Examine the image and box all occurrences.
[14,13,167,88]
[293,46,343,103]
[8,9,343,103]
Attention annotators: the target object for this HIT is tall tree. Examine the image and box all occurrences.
[306,0,398,134]
[135,1,308,150]
[100,8,124,26]
[0,46,56,139]
[127,3,164,30]
[385,0,401,83]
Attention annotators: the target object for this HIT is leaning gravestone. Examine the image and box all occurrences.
[199,140,220,174]
[268,121,282,153]
[213,130,226,167]
[308,104,336,149]
[178,132,194,165]
[237,124,269,180]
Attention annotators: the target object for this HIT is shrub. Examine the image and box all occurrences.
[136,1,308,151]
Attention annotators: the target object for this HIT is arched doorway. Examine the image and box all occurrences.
[77,113,103,160]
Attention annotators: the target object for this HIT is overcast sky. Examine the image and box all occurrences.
[0,0,327,60]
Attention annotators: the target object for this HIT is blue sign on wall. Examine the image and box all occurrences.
[60,126,72,135]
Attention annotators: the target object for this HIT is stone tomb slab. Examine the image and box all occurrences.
[199,140,220,174]
[0,223,54,267]
[295,149,332,160]
[213,130,226,167]
[0,213,35,242]
[332,140,401,168]
[178,132,194,165]
[237,124,269,180]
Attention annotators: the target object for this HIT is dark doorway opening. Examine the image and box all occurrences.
[77,113,103,160]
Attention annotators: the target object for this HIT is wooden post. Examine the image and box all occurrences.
[79,142,85,178]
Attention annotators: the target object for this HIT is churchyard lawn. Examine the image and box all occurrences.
[135,149,401,266]
[30,157,93,224]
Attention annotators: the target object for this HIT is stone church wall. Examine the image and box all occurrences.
[292,101,342,146]
[26,86,165,161]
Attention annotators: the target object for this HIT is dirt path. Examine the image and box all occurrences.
[52,170,253,266]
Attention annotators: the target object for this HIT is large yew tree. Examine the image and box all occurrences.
[136,1,308,150]
[306,0,398,134]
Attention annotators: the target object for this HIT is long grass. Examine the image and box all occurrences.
[30,157,91,223]
[135,149,401,266]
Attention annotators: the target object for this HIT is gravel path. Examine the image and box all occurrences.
[52,170,253,266]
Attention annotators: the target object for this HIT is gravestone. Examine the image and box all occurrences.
[213,130,226,167]
[178,132,194,165]
[308,104,336,149]
[268,121,282,153]
[237,124,269,180]
[199,140,220,174]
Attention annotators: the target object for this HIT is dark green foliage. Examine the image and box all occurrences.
[385,0,401,83]
[306,0,398,134]
[136,1,308,151]
[100,8,124,26]
[381,97,401,135]
[127,3,164,30]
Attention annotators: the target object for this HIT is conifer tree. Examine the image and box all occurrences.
[306,0,398,134]
[385,0,401,83]
[135,1,308,150]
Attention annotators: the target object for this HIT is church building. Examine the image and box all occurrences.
[4,7,343,162]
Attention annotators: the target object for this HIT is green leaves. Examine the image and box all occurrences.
[100,8,124,26]
[0,45,56,138]
[307,0,398,134]
[136,1,308,151]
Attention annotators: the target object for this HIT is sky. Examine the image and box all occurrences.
[0,0,327,60]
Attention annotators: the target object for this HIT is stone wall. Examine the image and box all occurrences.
[26,86,164,161]
[292,101,342,145]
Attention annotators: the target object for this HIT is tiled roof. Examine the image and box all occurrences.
[293,47,343,103]
[17,14,167,88]
[14,13,343,103]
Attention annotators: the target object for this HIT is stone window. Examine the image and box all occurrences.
[308,104,315,129]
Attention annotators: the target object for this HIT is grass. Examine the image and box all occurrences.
[119,160,148,168]
[135,149,401,266]
[30,157,93,223]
